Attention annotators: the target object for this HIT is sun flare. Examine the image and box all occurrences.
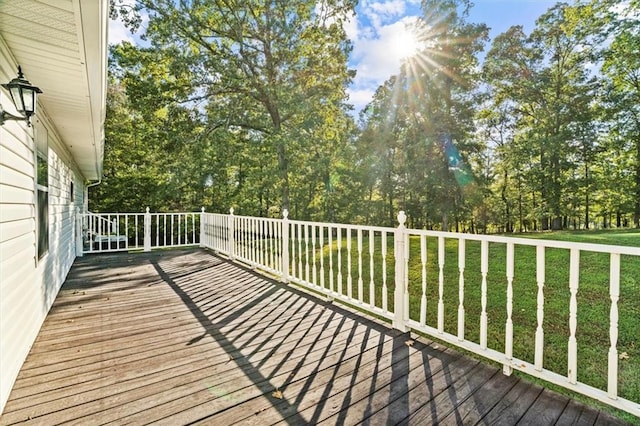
[393,27,420,60]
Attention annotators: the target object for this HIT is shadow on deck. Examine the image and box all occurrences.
[0,249,628,425]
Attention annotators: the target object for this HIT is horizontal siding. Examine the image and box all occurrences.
[0,204,32,224]
[0,78,85,415]
[0,184,34,205]
[0,232,33,262]
[0,165,33,189]
[0,145,33,176]
[0,218,34,244]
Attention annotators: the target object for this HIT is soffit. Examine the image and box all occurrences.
[0,0,108,181]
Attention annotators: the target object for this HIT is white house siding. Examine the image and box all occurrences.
[0,47,86,413]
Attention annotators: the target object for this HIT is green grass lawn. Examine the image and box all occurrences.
[286,228,639,419]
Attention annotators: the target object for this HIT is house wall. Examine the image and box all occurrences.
[0,45,86,414]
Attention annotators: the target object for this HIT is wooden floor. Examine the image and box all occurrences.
[0,249,629,425]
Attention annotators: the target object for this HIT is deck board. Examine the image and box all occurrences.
[0,249,630,425]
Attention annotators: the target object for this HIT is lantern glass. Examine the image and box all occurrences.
[2,66,41,118]
[21,87,36,116]
[9,86,23,113]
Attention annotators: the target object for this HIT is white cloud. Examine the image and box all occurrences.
[347,88,377,113]
[108,0,149,45]
[109,18,136,45]
[352,17,419,82]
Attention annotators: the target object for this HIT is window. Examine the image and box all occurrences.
[35,123,48,260]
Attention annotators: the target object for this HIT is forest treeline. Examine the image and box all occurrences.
[94,0,640,232]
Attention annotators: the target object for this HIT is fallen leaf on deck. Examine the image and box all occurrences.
[405,339,415,347]
[619,352,629,360]
[272,390,283,399]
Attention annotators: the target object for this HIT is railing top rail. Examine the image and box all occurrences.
[405,228,640,256]
[85,211,200,216]
[287,218,396,233]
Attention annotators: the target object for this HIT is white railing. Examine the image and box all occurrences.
[201,209,640,418]
[78,208,201,254]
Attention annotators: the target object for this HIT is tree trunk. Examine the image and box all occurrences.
[584,158,590,230]
[635,137,640,228]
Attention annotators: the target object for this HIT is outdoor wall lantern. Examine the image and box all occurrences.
[0,66,42,127]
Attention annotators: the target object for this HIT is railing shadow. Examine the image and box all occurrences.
[148,249,472,424]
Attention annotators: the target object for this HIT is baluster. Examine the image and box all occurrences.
[347,228,353,299]
[291,222,296,277]
[568,248,580,384]
[458,239,466,341]
[247,218,251,262]
[247,217,251,260]
[438,236,445,333]
[337,228,343,295]
[382,231,388,313]
[263,219,267,266]
[608,253,621,399]
[298,223,303,281]
[329,226,334,293]
[403,226,410,323]
[357,229,363,304]
[125,215,129,249]
[320,227,325,290]
[312,225,317,286]
[259,220,264,266]
[250,218,255,262]
[369,229,375,307]
[239,217,243,258]
[268,220,272,267]
[420,235,427,326]
[535,245,545,371]
[505,242,515,375]
[275,221,284,271]
[253,218,260,265]
[135,215,138,248]
[245,217,249,260]
[480,239,489,350]
[269,220,275,270]
[263,220,268,267]
[305,224,310,283]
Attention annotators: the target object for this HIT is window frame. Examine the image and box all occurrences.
[35,121,49,261]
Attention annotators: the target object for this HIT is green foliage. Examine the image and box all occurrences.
[98,0,640,233]
[356,0,489,229]
[99,0,358,217]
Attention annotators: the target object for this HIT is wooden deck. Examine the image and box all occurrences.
[0,249,629,425]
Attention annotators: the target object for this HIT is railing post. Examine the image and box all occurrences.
[228,208,235,260]
[144,207,151,252]
[393,211,408,332]
[200,207,205,248]
[75,207,83,257]
[281,209,289,283]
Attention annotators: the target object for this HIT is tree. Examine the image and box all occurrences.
[110,0,356,214]
[482,2,600,230]
[601,6,640,227]
[356,0,488,229]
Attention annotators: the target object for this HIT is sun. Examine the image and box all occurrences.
[393,26,420,60]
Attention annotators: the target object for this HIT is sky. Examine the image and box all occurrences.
[108,0,559,114]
